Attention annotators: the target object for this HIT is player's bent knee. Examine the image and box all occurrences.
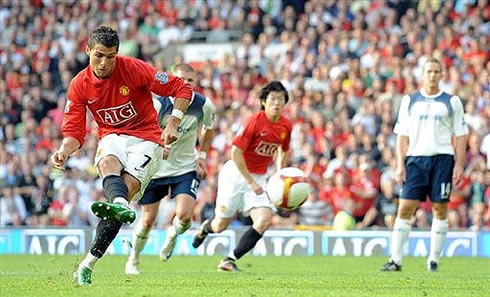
[141,216,156,229]
[212,218,230,233]
[253,220,271,234]
[98,155,123,175]
[122,173,141,199]
[140,210,158,228]
[252,214,272,234]
[397,200,418,219]
[176,212,193,224]
[432,203,448,219]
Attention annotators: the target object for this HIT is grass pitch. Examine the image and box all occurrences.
[1,255,489,297]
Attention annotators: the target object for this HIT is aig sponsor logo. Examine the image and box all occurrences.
[194,231,236,256]
[252,230,314,256]
[96,101,137,126]
[407,232,477,257]
[322,231,391,256]
[321,231,478,257]
[106,230,236,256]
[24,229,86,255]
[254,141,279,157]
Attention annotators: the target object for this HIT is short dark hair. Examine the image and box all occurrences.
[88,26,119,50]
[259,81,289,110]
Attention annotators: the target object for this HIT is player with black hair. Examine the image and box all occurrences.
[192,81,292,272]
[51,26,192,285]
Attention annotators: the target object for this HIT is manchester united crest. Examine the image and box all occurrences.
[119,85,130,96]
[280,131,287,140]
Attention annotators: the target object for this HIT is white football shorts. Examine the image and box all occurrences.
[215,160,274,218]
[95,133,162,201]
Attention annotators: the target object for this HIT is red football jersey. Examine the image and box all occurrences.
[62,56,192,146]
[233,111,292,174]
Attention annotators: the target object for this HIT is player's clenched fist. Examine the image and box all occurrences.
[196,158,207,179]
[162,144,172,160]
[249,180,264,195]
[51,150,68,170]
[394,166,406,184]
[161,125,178,148]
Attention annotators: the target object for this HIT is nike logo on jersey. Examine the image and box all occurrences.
[88,98,98,104]
[259,132,267,136]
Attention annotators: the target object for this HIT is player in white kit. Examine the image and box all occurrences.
[381,58,468,272]
[125,64,215,274]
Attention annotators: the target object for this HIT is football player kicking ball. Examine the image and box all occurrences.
[192,81,292,272]
[380,58,468,272]
[51,26,192,285]
[125,63,216,275]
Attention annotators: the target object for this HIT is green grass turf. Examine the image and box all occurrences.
[0,255,489,297]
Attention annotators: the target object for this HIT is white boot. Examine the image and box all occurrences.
[160,226,178,261]
[125,257,140,275]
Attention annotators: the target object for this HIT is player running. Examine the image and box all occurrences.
[51,26,192,285]
[380,58,468,272]
[192,81,292,272]
[125,63,216,275]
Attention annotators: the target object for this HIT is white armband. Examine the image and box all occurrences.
[198,151,207,160]
[171,109,184,120]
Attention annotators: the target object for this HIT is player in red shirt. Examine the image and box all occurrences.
[50,26,192,285]
[192,81,292,272]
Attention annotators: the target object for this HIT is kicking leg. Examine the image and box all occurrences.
[76,156,133,285]
[91,156,139,224]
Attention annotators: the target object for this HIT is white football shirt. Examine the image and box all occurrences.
[152,92,215,178]
[394,89,468,157]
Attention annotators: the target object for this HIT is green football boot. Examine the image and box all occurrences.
[91,201,136,224]
[74,266,92,285]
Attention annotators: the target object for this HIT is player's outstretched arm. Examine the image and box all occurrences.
[51,137,81,170]
[231,145,263,195]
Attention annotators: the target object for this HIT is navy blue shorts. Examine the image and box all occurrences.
[138,171,200,205]
[400,154,454,203]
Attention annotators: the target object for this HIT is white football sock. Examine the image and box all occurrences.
[390,217,411,265]
[173,217,191,235]
[227,251,237,261]
[129,222,150,261]
[428,218,448,264]
[80,252,99,270]
[113,197,129,206]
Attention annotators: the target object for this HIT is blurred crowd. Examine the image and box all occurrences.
[1,0,489,231]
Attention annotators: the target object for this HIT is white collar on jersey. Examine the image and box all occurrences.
[169,91,195,105]
[419,89,443,99]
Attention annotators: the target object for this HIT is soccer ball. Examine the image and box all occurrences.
[266,167,311,211]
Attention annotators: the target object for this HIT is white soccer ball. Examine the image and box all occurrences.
[266,167,312,211]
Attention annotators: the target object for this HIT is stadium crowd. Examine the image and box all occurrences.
[0,0,489,231]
